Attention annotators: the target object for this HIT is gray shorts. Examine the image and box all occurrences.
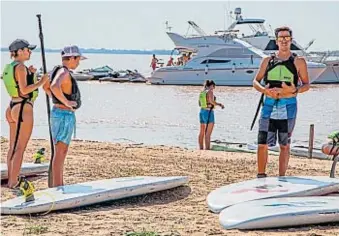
[258,118,296,146]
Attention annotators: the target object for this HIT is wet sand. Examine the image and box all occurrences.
[1,137,338,236]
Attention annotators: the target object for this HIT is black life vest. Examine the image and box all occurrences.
[263,53,299,88]
[50,65,81,109]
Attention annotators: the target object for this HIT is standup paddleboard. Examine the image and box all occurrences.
[211,144,279,156]
[1,163,49,180]
[247,144,328,160]
[212,143,328,160]
[1,176,188,215]
[219,196,339,229]
[207,176,339,213]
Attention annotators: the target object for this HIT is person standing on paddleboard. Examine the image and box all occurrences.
[198,80,224,150]
[2,39,49,188]
[253,26,310,177]
[44,45,85,187]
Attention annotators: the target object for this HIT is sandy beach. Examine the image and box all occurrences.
[1,137,338,236]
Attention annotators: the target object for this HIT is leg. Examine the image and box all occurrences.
[198,124,206,150]
[205,123,214,150]
[204,111,215,150]
[8,103,34,188]
[257,118,276,176]
[278,119,295,176]
[52,142,69,187]
[279,144,290,176]
[322,143,339,156]
[198,109,207,150]
[50,108,75,187]
[257,144,268,175]
[5,106,16,184]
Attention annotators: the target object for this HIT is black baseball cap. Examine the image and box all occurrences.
[9,39,37,52]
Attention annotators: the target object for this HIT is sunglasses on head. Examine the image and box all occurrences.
[277,36,292,42]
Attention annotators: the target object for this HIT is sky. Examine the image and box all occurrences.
[1,0,338,51]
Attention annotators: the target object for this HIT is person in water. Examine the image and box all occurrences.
[2,39,49,188]
[322,131,339,156]
[198,80,224,150]
[150,54,158,72]
[253,26,310,177]
[44,45,85,187]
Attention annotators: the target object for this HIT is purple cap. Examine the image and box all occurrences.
[61,45,87,60]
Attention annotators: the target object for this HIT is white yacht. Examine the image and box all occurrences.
[147,39,326,86]
[160,7,337,85]
[165,8,307,56]
[307,54,339,84]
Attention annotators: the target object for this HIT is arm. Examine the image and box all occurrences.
[253,56,270,94]
[207,91,223,108]
[16,64,45,95]
[42,75,52,97]
[50,69,72,106]
[295,57,310,93]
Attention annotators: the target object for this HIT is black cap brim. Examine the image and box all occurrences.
[28,45,37,50]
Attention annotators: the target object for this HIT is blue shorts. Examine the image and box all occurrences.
[199,109,215,124]
[51,107,76,145]
[258,97,297,146]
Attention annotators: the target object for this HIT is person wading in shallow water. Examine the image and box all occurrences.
[198,80,224,150]
[150,54,158,72]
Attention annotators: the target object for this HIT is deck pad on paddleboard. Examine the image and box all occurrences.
[1,163,49,180]
[1,176,188,215]
[207,176,339,213]
[219,196,339,229]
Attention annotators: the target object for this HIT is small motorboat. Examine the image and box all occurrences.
[98,69,146,83]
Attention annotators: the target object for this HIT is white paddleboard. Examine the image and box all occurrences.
[219,196,339,229]
[1,176,188,215]
[211,144,279,156]
[207,176,339,213]
[212,142,328,160]
[247,144,328,160]
[1,163,49,180]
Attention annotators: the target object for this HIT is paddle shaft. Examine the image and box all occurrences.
[36,14,54,187]
[250,93,264,131]
[330,154,338,178]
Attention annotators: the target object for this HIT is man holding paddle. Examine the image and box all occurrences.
[252,26,310,177]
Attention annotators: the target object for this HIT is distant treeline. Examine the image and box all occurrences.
[0,47,174,55]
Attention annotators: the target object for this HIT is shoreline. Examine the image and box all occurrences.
[1,137,338,236]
